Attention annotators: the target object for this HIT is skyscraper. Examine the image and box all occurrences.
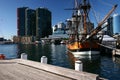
[25,8,36,36]
[36,7,52,38]
[107,16,113,36]
[113,14,120,34]
[17,7,28,36]
[17,7,52,39]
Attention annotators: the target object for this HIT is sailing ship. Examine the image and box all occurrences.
[66,0,117,57]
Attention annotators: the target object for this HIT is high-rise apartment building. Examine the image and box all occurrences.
[107,16,113,36]
[113,14,120,34]
[17,7,52,39]
[17,7,28,36]
[36,8,52,38]
[25,8,36,36]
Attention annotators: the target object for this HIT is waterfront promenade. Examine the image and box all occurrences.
[0,59,104,80]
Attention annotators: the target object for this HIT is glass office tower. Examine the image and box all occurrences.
[107,16,113,36]
[113,14,120,34]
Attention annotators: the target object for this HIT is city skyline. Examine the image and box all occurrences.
[0,0,120,39]
[17,7,52,38]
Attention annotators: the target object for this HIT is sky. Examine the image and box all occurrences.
[0,0,120,39]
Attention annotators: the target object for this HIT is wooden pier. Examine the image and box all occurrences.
[113,49,120,56]
[0,59,105,80]
[98,43,120,56]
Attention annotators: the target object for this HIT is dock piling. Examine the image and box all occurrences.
[112,49,116,56]
[75,60,83,71]
[21,53,27,60]
[41,56,47,64]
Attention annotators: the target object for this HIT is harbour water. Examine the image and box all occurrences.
[0,44,120,80]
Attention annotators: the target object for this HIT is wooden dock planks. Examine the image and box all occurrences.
[0,60,72,80]
[0,59,103,80]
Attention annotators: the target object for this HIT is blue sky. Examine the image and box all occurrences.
[0,0,119,39]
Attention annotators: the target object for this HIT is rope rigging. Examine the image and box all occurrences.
[90,0,117,25]
[98,0,117,14]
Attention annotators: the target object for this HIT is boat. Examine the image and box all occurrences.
[66,0,117,57]
[0,54,5,60]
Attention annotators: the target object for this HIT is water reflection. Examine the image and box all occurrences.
[17,44,52,63]
[50,44,72,68]
[67,51,101,73]
[1,44,120,79]
[17,44,72,68]
[80,55,101,74]
[100,56,120,80]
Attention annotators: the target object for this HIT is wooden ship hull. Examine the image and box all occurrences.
[67,41,100,57]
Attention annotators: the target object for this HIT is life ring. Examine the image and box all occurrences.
[0,54,5,60]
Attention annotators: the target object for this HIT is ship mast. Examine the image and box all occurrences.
[80,0,91,36]
[71,0,91,41]
[74,0,80,46]
[73,0,91,47]
[72,0,91,42]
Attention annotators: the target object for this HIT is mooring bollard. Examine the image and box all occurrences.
[41,56,47,64]
[75,60,83,71]
[112,49,116,56]
[21,53,27,60]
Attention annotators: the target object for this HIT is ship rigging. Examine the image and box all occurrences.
[66,0,117,57]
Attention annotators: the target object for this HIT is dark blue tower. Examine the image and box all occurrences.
[17,7,28,36]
